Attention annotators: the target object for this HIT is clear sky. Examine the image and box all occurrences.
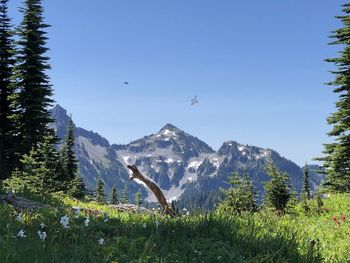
[8,0,345,166]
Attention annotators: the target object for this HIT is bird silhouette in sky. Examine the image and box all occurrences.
[191,95,199,106]
[124,81,129,85]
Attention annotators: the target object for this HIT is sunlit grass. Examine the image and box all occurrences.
[0,193,349,262]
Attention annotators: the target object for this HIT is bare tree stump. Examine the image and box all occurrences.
[127,164,176,217]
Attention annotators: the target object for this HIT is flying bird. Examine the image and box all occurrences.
[124,81,129,85]
[191,95,199,106]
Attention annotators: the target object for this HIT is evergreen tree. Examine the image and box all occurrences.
[318,3,350,191]
[135,191,142,206]
[121,185,129,204]
[110,185,118,204]
[15,0,55,158]
[217,172,257,214]
[315,191,324,215]
[95,177,105,204]
[60,117,78,183]
[4,132,60,193]
[36,131,60,190]
[0,0,16,181]
[286,187,299,214]
[240,173,258,212]
[264,164,291,213]
[171,199,179,215]
[302,165,311,199]
[69,176,85,200]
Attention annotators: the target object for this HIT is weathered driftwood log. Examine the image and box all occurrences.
[127,164,176,217]
[0,191,49,211]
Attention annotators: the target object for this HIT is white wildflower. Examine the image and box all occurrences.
[16,213,22,222]
[60,215,70,229]
[98,238,105,245]
[40,223,45,229]
[73,207,81,218]
[17,229,26,238]
[103,217,109,222]
[85,217,90,227]
[37,230,47,241]
[143,223,147,228]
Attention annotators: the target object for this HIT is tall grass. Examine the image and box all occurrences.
[1,194,349,262]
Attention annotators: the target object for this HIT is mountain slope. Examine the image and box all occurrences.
[51,104,323,206]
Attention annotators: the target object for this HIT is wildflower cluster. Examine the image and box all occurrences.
[11,212,113,246]
[332,214,346,226]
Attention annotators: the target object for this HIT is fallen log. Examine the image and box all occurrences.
[127,164,176,217]
[0,191,49,211]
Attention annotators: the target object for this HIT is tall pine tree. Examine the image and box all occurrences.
[121,185,129,204]
[95,177,105,204]
[0,0,16,181]
[264,164,291,213]
[319,3,350,191]
[302,165,311,199]
[4,131,60,193]
[110,185,118,204]
[135,191,142,206]
[217,172,257,214]
[60,117,78,183]
[16,0,54,158]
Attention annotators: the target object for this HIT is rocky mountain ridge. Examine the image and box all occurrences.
[51,105,324,206]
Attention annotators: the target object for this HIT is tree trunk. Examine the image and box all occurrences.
[127,164,176,217]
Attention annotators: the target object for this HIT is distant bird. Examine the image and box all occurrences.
[124,81,129,85]
[191,95,199,106]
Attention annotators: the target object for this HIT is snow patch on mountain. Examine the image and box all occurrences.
[163,129,178,137]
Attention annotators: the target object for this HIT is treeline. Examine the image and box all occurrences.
[95,179,143,206]
[216,163,319,215]
[0,0,84,198]
[177,163,320,215]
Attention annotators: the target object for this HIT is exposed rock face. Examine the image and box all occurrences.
[51,105,323,205]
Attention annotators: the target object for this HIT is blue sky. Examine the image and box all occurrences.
[8,0,345,166]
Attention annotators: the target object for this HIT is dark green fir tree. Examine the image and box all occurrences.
[264,163,291,213]
[318,3,350,192]
[217,172,257,214]
[240,173,258,212]
[110,185,118,204]
[302,165,311,200]
[15,0,55,157]
[4,131,60,193]
[69,176,86,200]
[60,117,78,183]
[0,0,16,181]
[95,177,105,204]
[121,185,129,204]
[135,191,142,206]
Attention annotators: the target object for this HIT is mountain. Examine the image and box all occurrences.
[50,104,324,208]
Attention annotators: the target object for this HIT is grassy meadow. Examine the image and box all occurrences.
[0,193,349,263]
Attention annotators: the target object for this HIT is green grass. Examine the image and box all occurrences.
[0,194,349,262]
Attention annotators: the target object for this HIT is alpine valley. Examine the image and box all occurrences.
[51,105,325,210]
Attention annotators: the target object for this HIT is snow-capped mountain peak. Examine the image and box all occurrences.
[50,104,322,207]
